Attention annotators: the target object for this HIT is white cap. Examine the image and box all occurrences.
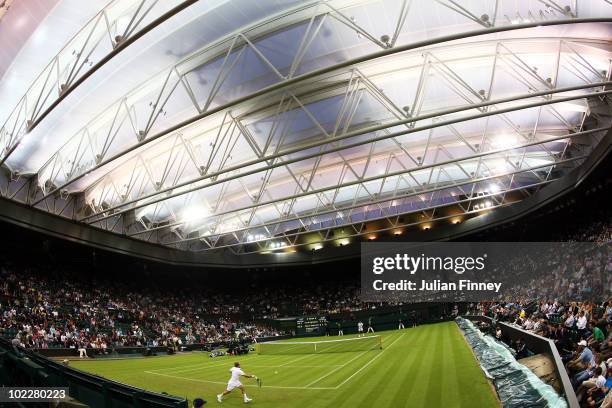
[578,340,587,346]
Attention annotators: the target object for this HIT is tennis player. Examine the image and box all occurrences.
[357,321,364,337]
[217,362,256,404]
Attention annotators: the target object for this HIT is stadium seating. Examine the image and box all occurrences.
[0,338,187,407]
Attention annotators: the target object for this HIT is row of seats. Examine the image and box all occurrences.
[0,338,188,408]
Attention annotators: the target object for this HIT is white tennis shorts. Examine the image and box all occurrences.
[227,380,242,391]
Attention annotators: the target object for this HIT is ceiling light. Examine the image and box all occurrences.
[338,238,350,246]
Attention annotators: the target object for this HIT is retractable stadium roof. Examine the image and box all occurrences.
[0,0,611,265]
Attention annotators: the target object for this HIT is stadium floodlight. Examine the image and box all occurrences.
[337,238,350,246]
[269,241,287,249]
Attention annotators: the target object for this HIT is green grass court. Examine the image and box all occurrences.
[71,322,499,408]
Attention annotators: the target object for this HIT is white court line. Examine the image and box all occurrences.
[277,353,316,367]
[144,370,334,390]
[331,333,405,389]
[302,343,385,388]
[148,350,319,376]
[305,333,404,389]
[149,349,297,373]
[148,358,252,374]
[145,334,404,391]
[148,352,277,374]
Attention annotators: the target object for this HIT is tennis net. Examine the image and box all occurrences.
[257,335,382,355]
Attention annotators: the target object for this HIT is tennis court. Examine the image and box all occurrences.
[71,322,499,407]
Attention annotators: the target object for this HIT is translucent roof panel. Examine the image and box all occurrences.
[0,0,610,256]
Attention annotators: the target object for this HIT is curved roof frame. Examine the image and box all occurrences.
[0,2,609,256]
[85,90,607,226]
[161,156,585,253]
[77,35,612,224]
[188,175,578,255]
[0,0,197,168]
[46,28,612,253]
[29,10,612,204]
[115,118,605,252]
[84,86,610,252]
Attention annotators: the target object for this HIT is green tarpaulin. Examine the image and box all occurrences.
[456,317,568,408]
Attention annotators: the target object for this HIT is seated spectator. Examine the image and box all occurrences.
[568,341,596,375]
[577,366,606,402]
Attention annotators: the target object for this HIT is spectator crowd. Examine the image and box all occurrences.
[0,262,365,351]
[472,202,611,407]
[477,300,612,407]
[0,166,609,408]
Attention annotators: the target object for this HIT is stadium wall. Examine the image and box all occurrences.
[464,315,579,408]
[0,338,188,407]
[32,336,294,359]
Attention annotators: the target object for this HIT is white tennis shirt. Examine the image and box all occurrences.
[229,367,245,384]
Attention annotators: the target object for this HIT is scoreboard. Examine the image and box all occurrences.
[296,315,327,335]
